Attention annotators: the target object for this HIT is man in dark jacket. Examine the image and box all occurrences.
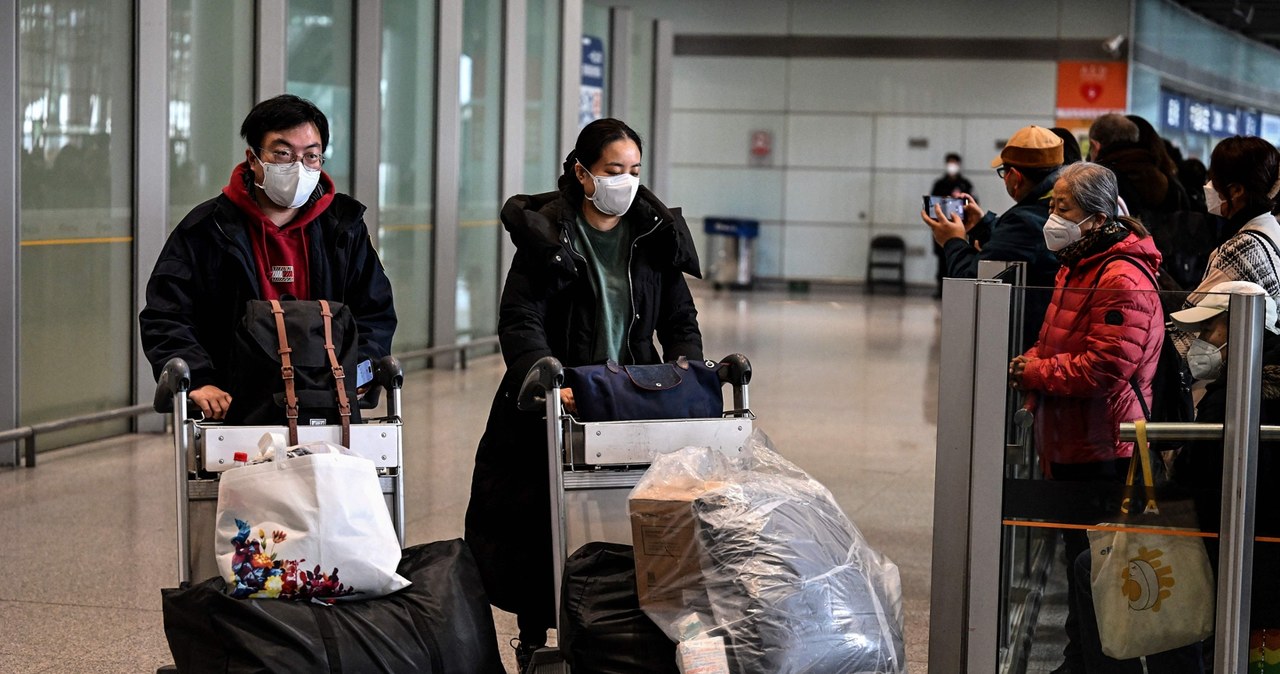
[139,95,395,420]
[930,153,975,298]
[921,125,1063,347]
[1089,114,1180,219]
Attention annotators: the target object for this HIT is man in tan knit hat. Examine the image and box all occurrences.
[921,124,1064,346]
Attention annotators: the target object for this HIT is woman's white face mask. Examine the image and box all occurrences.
[1187,337,1225,381]
[1203,181,1225,217]
[579,162,639,216]
[1043,213,1090,251]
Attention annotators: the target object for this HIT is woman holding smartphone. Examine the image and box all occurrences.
[463,118,705,669]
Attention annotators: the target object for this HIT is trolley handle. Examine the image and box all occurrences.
[718,353,752,387]
[517,356,565,412]
[153,358,192,414]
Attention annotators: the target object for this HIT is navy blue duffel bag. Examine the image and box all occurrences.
[562,357,724,422]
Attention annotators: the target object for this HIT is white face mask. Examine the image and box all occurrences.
[1043,213,1087,251]
[1203,181,1224,217]
[580,162,639,216]
[255,152,321,209]
[1187,338,1225,381]
[945,162,960,177]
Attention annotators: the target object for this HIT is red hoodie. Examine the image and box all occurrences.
[221,164,336,301]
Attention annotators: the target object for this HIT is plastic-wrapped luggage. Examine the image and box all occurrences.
[629,431,906,674]
[559,542,679,674]
[161,539,503,674]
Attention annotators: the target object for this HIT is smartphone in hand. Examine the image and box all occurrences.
[923,195,966,220]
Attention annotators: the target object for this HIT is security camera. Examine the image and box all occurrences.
[1102,34,1126,57]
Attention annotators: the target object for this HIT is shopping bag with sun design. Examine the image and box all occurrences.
[1087,419,1214,659]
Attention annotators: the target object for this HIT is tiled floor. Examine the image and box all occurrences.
[0,282,944,673]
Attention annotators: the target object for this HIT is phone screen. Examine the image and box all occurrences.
[923,195,965,220]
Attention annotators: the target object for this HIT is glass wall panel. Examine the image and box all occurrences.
[582,2,611,122]
[379,0,436,353]
[997,283,1225,671]
[627,15,654,152]
[287,0,353,193]
[168,0,255,221]
[457,0,502,340]
[524,0,561,194]
[18,0,134,447]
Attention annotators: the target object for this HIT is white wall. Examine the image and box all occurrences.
[609,0,1130,284]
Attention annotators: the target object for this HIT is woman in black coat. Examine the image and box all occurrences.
[463,118,704,665]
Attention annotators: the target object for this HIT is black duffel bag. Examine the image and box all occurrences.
[559,542,679,674]
[225,299,361,441]
[161,539,504,674]
[562,357,723,422]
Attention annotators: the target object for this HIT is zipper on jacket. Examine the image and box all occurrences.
[212,214,262,296]
[624,214,664,363]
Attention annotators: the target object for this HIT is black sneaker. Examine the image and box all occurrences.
[510,638,541,673]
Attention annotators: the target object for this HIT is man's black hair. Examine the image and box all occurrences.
[240,94,330,152]
[945,152,962,164]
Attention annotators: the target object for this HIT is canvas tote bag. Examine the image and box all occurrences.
[1087,419,1214,659]
[214,449,409,600]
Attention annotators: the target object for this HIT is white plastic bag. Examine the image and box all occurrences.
[214,451,409,600]
[629,429,905,673]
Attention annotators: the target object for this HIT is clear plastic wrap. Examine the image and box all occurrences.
[628,430,905,674]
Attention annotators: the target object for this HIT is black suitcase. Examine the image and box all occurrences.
[161,539,503,673]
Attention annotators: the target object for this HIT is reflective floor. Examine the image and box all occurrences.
[0,282,942,673]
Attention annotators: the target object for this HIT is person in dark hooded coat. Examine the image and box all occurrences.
[463,118,704,668]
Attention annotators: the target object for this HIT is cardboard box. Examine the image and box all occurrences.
[629,486,706,614]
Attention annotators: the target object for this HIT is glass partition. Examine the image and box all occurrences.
[996,283,1229,672]
[168,0,255,222]
[457,0,502,340]
[378,0,436,353]
[287,0,353,192]
[582,1,610,121]
[524,0,561,194]
[18,0,134,448]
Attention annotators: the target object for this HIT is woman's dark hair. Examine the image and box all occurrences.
[240,94,330,153]
[558,118,643,202]
[1209,135,1280,215]
[1050,127,1083,165]
[1126,115,1178,178]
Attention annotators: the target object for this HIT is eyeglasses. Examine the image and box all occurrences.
[258,147,325,168]
[995,166,1013,179]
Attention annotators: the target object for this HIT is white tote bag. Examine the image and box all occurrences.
[1087,420,1214,659]
[214,451,409,600]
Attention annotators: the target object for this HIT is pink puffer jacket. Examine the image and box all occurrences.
[1021,232,1164,466]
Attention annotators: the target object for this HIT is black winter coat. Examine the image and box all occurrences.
[464,186,703,626]
[139,193,396,391]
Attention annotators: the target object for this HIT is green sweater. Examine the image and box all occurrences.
[573,213,635,363]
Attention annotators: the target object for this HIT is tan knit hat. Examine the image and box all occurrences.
[990,125,1065,169]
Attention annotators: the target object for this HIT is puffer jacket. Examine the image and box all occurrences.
[1020,229,1164,465]
[464,186,703,626]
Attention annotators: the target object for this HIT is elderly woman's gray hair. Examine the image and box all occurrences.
[1057,162,1120,220]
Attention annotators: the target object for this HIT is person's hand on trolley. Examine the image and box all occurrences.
[190,384,233,420]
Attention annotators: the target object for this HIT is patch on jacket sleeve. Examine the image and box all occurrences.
[1104,310,1123,326]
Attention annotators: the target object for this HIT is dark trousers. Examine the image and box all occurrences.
[1072,549,1204,673]
[1051,459,1130,665]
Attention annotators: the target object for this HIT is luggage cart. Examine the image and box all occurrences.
[516,354,754,673]
[153,355,407,585]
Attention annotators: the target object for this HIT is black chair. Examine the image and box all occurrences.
[866,234,906,294]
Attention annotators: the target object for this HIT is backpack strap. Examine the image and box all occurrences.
[269,299,300,446]
[1092,255,1159,421]
[318,300,352,449]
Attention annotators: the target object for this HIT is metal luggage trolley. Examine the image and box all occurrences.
[516,353,754,673]
[153,355,407,585]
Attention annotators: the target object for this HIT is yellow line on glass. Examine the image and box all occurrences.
[21,236,134,247]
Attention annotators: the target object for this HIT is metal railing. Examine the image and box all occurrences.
[1,336,502,468]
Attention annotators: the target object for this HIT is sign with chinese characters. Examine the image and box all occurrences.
[1160,90,1185,132]
[1055,61,1128,120]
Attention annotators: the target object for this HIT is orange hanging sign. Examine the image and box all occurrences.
[1055,61,1128,120]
